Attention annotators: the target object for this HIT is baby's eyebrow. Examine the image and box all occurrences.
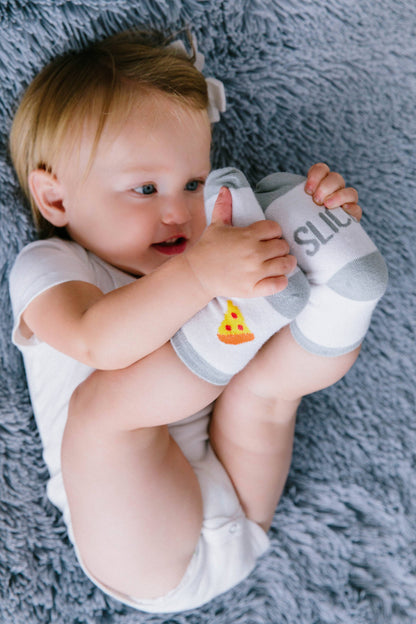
[107,166,162,186]
[116,161,171,174]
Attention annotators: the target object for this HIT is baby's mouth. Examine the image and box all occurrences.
[152,236,188,255]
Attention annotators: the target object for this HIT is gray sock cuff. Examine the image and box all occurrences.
[255,172,307,212]
[205,167,250,202]
[290,321,364,357]
[171,329,232,386]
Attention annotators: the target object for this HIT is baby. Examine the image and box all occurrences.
[8,29,387,613]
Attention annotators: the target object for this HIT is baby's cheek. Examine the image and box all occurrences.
[195,208,208,239]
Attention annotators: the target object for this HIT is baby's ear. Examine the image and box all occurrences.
[29,169,68,227]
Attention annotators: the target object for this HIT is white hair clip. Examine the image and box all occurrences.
[167,36,226,123]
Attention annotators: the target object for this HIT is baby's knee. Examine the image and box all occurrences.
[231,332,300,403]
[66,370,127,434]
[67,371,100,421]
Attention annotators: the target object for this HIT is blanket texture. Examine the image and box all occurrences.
[0,1,415,622]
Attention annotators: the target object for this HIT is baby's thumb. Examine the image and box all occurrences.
[210,186,233,226]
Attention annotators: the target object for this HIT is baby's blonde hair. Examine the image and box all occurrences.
[9,29,209,238]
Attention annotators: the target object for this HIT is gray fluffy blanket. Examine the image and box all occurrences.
[0,1,415,622]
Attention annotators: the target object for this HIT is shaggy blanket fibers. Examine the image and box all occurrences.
[1,1,415,622]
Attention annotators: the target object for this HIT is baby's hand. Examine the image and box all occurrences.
[186,187,296,299]
[304,162,362,221]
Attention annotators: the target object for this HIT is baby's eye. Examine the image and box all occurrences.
[185,180,203,192]
[133,183,156,195]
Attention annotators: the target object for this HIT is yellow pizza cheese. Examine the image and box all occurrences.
[217,300,255,345]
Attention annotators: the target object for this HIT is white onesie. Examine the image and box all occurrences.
[9,237,136,529]
[9,237,269,613]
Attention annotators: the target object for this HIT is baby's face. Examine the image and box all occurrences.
[54,93,211,276]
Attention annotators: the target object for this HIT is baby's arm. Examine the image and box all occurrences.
[21,190,291,370]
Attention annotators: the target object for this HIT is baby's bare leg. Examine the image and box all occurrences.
[210,325,360,532]
[61,343,222,599]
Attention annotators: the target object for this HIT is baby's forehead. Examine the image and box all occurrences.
[94,91,208,142]
[53,96,139,170]
[56,92,210,174]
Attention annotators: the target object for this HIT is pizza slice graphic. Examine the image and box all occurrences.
[217,300,255,345]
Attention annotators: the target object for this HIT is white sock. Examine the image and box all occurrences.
[255,173,388,356]
[171,168,310,384]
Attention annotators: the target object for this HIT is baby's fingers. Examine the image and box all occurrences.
[305,163,362,221]
[253,274,290,297]
[310,172,346,205]
[322,187,362,221]
[252,253,297,297]
[260,235,291,261]
[305,162,331,194]
[338,202,362,221]
[323,186,358,208]
[264,253,297,278]
[250,218,283,241]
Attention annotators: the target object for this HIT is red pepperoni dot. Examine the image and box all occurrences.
[231,312,238,318]
[225,325,232,331]
[238,324,243,331]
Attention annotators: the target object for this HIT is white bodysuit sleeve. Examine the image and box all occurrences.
[9,237,97,347]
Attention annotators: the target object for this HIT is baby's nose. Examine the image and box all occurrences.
[161,198,191,224]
